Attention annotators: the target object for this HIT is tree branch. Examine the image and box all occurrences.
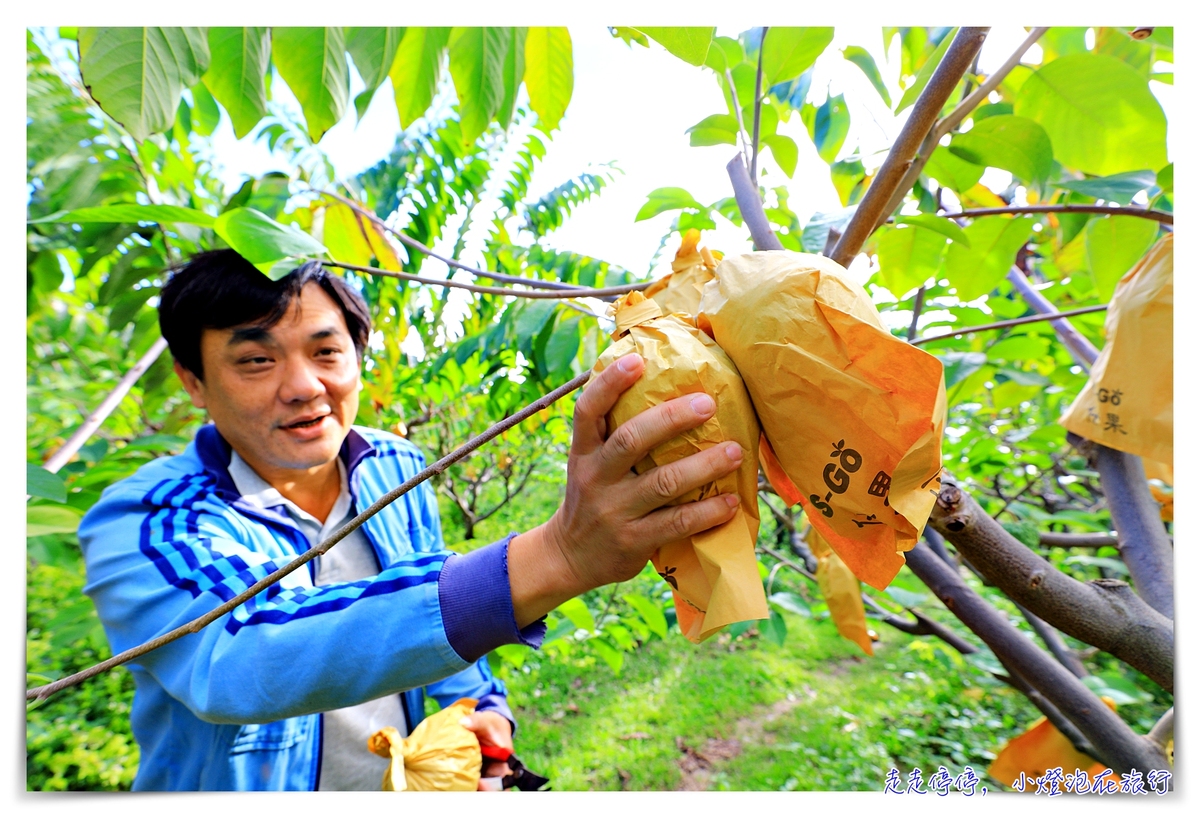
[27,370,593,701]
[906,286,927,341]
[750,27,767,182]
[922,526,957,568]
[830,27,989,267]
[726,155,783,251]
[919,204,1173,225]
[996,656,1098,758]
[909,305,1107,346]
[324,260,647,300]
[1014,602,1088,678]
[1039,531,1118,549]
[1006,267,1099,367]
[1147,707,1174,751]
[928,480,1173,692]
[904,540,1170,774]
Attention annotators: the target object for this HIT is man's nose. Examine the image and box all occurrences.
[278,358,326,403]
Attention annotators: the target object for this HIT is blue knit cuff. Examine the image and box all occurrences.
[438,533,547,664]
[474,692,518,736]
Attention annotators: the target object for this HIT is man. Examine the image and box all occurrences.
[79,250,743,790]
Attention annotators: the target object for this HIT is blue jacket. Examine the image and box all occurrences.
[79,424,542,790]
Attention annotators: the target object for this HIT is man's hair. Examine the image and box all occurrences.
[158,250,371,380]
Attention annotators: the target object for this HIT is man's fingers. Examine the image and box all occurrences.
[626,442,744,517]
[570,353,644,455]
[600,393,717,476]
[634,493,740,547]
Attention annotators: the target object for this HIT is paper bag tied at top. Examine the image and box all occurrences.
[698,251,947,591]
[594,291,768,643]
[1060,233,1173,467]
[643,228,720,320]
[368,698,481,791]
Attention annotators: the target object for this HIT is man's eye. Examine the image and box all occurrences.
[317,347,341,357]
[240,356,271,365]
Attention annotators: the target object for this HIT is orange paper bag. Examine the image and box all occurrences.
[594,291,768,642]
[698,251,946,590]
[809,528,874,655]
[368,698,481,791]
[643,229,720,319]
[1061,233,1173,467]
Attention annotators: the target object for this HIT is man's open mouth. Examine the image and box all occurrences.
[283,415,328,430]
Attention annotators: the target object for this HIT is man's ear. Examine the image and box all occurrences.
[173,361,208,409]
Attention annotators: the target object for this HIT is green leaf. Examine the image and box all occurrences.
[448,27,511,145]
[108,286,159,331]
[704,36,744,73]
[1014,54,1168,177]
[635,187,703,221]
[937,351,987,387]
[923,145,984,193]
[761,27,834,87]
[1054,170,1158,205]
[202,28,270,139]
[896,27,955,113]
[27,464,67,504]
[190,82,221,136]
[987,335,1049,361]
[590,638,624,674]
[1085,216,1159,301]
[762,609,788,646]
[801,206,856,253]
[686,113,738,147]
[609,27,649,48]
[28,504,84,537]
[556,597,595,633]
[513,300,558,346]
[1156,163,1173,196]
[272,27,349,143]
[1081,673,1151,705]
[78,27,210,141]
[346,27,405,120]
[213,207,326,265]
[813,94,849,163]
[494,27,527,130]
[894,214,971,246]
[942,216,1035,301]
[525,27,573,132]
[876,224,947,296]
[842,45,891,107]
[390,27,451,129]
[949,115,1053,185]
[763,134,798,177]
[30,204,216,227]
[884,587,928,609]
[768,591,812,618]
[544,315,581,376]
[623,593,668,639]
[491,643,530,668]
[636,27,715,66]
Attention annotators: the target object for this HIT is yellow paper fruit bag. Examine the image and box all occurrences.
[643,229,720,319]
[698,252,946,590]
[808,528,873,655]
[594,291,768,642]
[368,698,481,791]
[1061,233,1173,466]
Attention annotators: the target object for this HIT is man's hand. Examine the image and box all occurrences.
[509,352,743,627]
[460,710,513,791]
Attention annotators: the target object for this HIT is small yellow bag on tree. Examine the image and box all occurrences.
[1060,233,1173,467]
[698,252,946,591]
[643,229,720,319]
[594,291,768,643]
[808,527,874,655]
[367,698,481,791]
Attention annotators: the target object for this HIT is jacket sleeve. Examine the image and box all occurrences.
[79,474,524,726]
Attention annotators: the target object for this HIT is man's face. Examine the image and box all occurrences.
[176,282,361,477]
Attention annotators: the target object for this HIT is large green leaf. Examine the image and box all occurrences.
[635,187,704,221]
[842,45,891,107]
[763,134,798,177]
[494,27,527,130]
[555,596,595,633]
[189,81,221,136]
[28,504,84,538]
[895,28,955,113]
[271,27,349,142]
[30,204,216,226]
[686,113,738,147]
[949,115,1053,185]
[213,207,326,266]
[27,464,67,504]
[1014,53,1168,176]
[813,94,849,163]
[876,224,947,296]
[761,28,834,87]
[923,145,984,193]
[1054,170,1158,205]
[1085,216,1160,301]
[346,27,405,120]
[448,27,511,145]
[543,315,581,377]
[937,351,987,387]
[78,27,210,141]
[636,27,715,66]
[623,593,668,639]
[524,27,573,132]
[202,28,270,139]
[942,216,1035,301]
[390,27,451,129]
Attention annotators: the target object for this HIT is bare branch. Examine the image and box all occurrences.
[1014,602,1088,678]
[904,540,1170,774]
[916,204,1173,225]
[928,480,1173,692]
[830,27,989,267]
[1147,707,1174,750]
[725,68,752,170]
[325,260,648,300]
[906,286,927,341]
[1006,267,1099,367]
[1040,532,1119,549]
[27,371,592,701]
[922,527,957,568]
[750,27,767,182]
[910,305,1107,346]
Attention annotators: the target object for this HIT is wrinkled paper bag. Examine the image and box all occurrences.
[368,698,481,791]
[698,252,947,590]
[808,527,873,655]
[595,291,768,642]
[643,229,720,319]
[1061,233,1173,467]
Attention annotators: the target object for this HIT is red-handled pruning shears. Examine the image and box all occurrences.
[480,745,551,791]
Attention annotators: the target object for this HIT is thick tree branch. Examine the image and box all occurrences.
[726,155,783,251]
[1080,438,1175,619]
[922,526,956,568]
[1006,267,1099,367]
[910,305,1108,346]
[928,480,1173,692]
[904,541,1170,774]
[27,371,592,701]
[1014,602,1088,678]
[996,656,1098,758]
[1040,531,1119,549]
[830,27,989,267]
[1147,707,1174,751]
